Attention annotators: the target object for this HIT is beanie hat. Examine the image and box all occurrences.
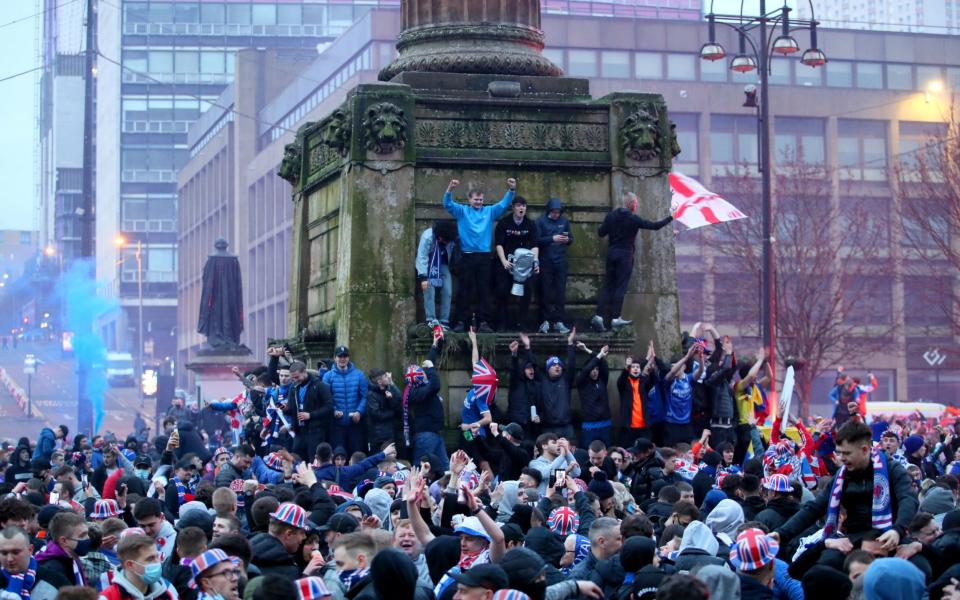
[702,451,722,468]
[943,510,960,531]
[921,487,956,516]
[546,356,562,370]
[904,435,925,456]
[587,472,614,501]
[547,506,580,538]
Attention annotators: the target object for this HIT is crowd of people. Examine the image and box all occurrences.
[0,315,958,600]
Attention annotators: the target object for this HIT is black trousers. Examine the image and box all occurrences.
[596,250,634,320]
[494,262,533,330]
[456,252,493,325]
[539,261,568,323]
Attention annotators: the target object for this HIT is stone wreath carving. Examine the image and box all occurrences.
[620,107,661,162]
[320,109,352,157]
[277,141,302,185]
[363,102,408,154]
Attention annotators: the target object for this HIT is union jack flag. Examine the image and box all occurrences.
[471,359,498,407]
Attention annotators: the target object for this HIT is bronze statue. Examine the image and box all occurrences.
[197,239,248,353]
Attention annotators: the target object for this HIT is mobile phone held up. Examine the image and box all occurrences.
[553,469,566,489]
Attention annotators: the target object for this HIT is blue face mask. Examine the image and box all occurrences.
[135,469,151,481]
[135,561,163,585]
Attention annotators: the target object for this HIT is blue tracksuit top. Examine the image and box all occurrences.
[322,363,368,424]
[443,189,514,253]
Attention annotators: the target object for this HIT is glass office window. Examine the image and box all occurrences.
[149,51,173,74]
[666,54,696,80]
[635,52,662,79]
[949,67,960,91]
[252,5,277,25]
[173,3,199,23]
[826,61,852,87]
[700,58,727,82]
[123,50,148,73]
[856,62,883,89]
[125,3,149,23]
[769,58,790,85]
[568,50,598,77]
[886,64,913,90]
[226,4,251,25]
[148,3,174,22]
[673,113,699,163]
[774,117,825,163]
[330,5,354,29]
[200,52,225,74]
[303,5,326,25]
[795,63,822,86]
[278,5,302,25]
[916,65,944,91]
[175,51,199,73]
[711,115,757,164]
[600,51,630,78]
[837,119,887,168]
[200,4,225,24]
[543,49,564,70]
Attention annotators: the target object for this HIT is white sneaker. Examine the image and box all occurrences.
[611,317,633,328]
[590,315,606,332]
[538,320,550,334]
[554,322,570,334]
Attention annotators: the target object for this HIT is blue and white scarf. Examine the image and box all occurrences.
[172,476,195,506]
[823,447,893,538]
[3,556,36,600]
[427,239,443,288]
[338,567,369,591]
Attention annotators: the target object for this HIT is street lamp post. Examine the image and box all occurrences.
[116,236,145,408]
[699,1,827,391]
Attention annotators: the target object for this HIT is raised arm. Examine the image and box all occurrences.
[443,179,465,219]
[631,213,674,231]
[405,469,436,545]
[468,328,479,365]
[667,345,696,381]
[463,485,505,563]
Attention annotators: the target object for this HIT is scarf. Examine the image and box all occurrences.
[172,476,195,505]
[823,447,893,538]
[401,384,413,449]
[209,393,248,446]
[261,386,293,446]
[337,567,369,591]
[3,556,36,600]
[428,237,443,288]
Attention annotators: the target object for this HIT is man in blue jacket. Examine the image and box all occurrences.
[33,425,68,462]
[322,346,368,455]
[443,177,517,333]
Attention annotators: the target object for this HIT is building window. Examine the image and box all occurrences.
[916,65,944,91]
[173,3,199,23]
[700,58,727,82]
[149,51,174,74]
[904,276,952,327]
[672,113,698,164]
[901,199,949,250]
[769,58,791,85]
[711,114,758,165]
[826,61,853,87]
[200,52,225,74]
[899,121,948,170]
[278,5,302,25]
[121,196,177,233]
[774,117,825,164]
[634,52,662,79]
[200,4,225,24]
[124,2,150,24]
[949,67,960,91]
[856,62,884,89]
[226,4,251,26]
[568,50,598,77]
[303,5,327,26]
[714,272,759,324]
[886,63,913,90]
[837,119,887,178]
[840,197,890,247]
[175,51,199,74]
[666,54,695,81]
[20,232,31,245]
[543,48,564,70]
[907,368,960,403]
[600,51,630,78]
[148,3,174,23]
[795,63,822,87]
[846,276,893,325]
[251,4,277,26]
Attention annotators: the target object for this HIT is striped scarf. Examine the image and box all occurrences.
[172,476,194,505]
[428,238,443,287]
[3,556,36,600]
[823,447,893,538]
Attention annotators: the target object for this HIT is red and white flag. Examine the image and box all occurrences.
[669,171,748,230]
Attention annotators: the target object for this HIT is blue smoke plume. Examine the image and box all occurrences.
[58,259,118,433]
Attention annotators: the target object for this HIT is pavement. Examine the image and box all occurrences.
[0,340,155,443]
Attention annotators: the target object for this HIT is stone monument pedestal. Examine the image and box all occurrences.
[185,351,261,404]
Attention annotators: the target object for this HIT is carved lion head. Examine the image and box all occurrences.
[620,108,661,162]
[363,102,408,154]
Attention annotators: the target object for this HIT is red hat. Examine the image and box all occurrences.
[730,528,779,571]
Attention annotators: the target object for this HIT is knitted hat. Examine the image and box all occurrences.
[588,472,614,501]
[702,451,722,468]
[920,487,956,516]
[91,499,122,520]
[903,435,925,456]
[492,592,531,600]
[270,502,310,530]
[763,474,792,493]
[546,356,562,370]
[547,506,580,538]
[190,549,240,589]
[729,528,779,571]
[296,577,333,600]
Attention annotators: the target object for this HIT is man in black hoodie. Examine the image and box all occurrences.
[506,334,539,429]
[534,330,577,443]
[287,361,333,461]
[575,344,612,447]
[536,197,573,334]
[592,191,673,332]
[407,332,448,473]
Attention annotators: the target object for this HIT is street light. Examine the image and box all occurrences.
[115,235,145,408]
[699,0,827,401]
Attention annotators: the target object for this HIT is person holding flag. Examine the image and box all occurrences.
[460,328,497,471]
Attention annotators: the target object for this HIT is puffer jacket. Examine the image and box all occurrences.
[323,363,369,424]
[250,532,301,579]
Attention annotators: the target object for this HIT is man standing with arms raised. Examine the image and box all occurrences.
[444,177,517,333]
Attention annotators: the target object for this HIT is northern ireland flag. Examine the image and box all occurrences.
[669,171,749,230]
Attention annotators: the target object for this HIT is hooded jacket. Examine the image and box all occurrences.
[535,344,576,428]
[692,564,740,600]
[33,428,57,461]
[575,353,611,423]
[496,481,521,523]
[99,570,179,600]
[755,497,799,533]
[322,363,368,424]
[508,349,540,426]
[33,541,86,600]
[862,558,926,600]
[366,383,401,447]
[674,521,725,573]
[4,442,34,483]
[705,499,745,548]
[536,198,573,265]
[249,532,301,580]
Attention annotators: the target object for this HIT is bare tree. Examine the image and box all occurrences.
[710,157,893,417]
[894,103,960,333]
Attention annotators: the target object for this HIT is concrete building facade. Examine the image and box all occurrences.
[177,9,960,410]
[797,0,960,35]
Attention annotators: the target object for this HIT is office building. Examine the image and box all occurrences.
[797,0,959,35]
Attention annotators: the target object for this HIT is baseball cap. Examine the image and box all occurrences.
[499,548,547,583]
[454,516,491,542]
[503,423,524,441]
[729,528,779,571]
[317,512,359,534]
[134,454,153,468]
[450,563,509,591]
[175,457,196,471]
[334,346,350,357]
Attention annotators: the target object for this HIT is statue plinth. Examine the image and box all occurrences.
[184,352,261,405]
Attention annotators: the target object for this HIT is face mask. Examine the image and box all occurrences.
[136,561,163,585]
[135,469,151,481]
[72,538,92,557]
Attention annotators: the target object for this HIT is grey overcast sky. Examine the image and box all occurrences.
[0,3,39,232]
